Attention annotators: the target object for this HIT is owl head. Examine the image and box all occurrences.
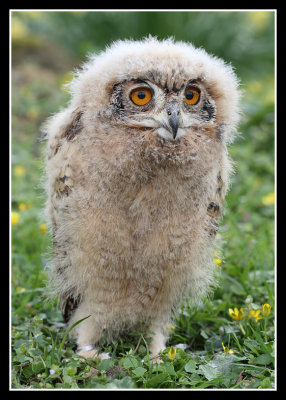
[66,36,240,148]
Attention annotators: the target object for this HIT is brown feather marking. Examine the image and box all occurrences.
[54,165,74,199]
[63,110,83,141]
[206,173,225,237]
[48,109,83,159]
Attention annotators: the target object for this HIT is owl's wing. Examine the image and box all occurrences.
[46,108,83,323]
[206,173,225,237]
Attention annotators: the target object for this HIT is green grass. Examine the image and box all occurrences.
[11,32,275,389]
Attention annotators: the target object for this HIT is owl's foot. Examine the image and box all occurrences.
[76,345,112,361]
[150,353,163,364]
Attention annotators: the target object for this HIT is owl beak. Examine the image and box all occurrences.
[166,102,180,139]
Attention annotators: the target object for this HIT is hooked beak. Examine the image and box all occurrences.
[166,102,180,139]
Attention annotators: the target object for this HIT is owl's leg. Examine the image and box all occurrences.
[69,306,111,361]
[148,323,168,364]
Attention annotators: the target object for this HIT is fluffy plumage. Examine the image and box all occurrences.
[43,36,240,361]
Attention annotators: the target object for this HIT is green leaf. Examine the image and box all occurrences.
[145,372,169,388]
[132,366,147,377]
[107,376,136,389]
[184,359,196,373]
[253,353,272,366]
[65,366,77,376]
[258,377,273,388]
[198,364,222,381]
[121,356,139,369]
[97,358,115,371]
[14,354,33,363]
[32,360,45,374]
[22,365,34,379]
[62,374,74,387]
[195,377,228,388]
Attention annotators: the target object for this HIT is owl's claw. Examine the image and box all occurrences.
[76,345,112,361]
[150,354,164,364]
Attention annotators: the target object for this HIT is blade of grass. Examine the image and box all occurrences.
[249,325,274,364]
[140,334,152,374]
[231,331,243,353]
[57,315,91,358]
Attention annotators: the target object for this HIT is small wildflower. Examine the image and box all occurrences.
[222,342,234,355]
[214,257,222,266]
[169,324,175,330]
[40,224,47,235]
[11,211,20,225]
[49,369,55,375]
[248,11,270,31]
[261,192,275,206]
[229,307,245,321]
[249,309,262,322]
[261,304,272,317]
[14,165,26,177]
[18,202,31,211]
[168,346,176,361]
[213,252,222,266]
[15,286,26,293]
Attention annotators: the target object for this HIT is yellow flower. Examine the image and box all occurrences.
[261,304,271,317]
[169,324,175,331]
[247,11,271,31]
[15,286,26,293]
[228,307,245,321]
[12,17,29,40]
[249,309,262,322]
[168,346,176,361]
[261,192,275,206]
[11,212,20,225]
[213,251,222,266]
[18,202,31,211]
[214,257,222,266]
[40,224,47,235]
[14,165,26,177]
[222,342,234,355]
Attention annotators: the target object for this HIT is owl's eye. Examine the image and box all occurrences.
[130,87,152,106]
[184,86,200,105]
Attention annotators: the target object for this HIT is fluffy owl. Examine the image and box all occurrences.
[43,36,240,361]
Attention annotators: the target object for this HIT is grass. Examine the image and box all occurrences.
[11,47,275,389]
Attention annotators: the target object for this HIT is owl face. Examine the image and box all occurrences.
[71,37,240,145]
[110,75,216,141]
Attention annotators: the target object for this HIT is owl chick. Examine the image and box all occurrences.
[43,36,240,362]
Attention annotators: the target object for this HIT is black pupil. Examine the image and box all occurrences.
[186,90,194,100]
[137,91,146,99]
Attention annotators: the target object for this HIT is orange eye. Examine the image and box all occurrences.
[130,87,152,106]
[184,87,200,105]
